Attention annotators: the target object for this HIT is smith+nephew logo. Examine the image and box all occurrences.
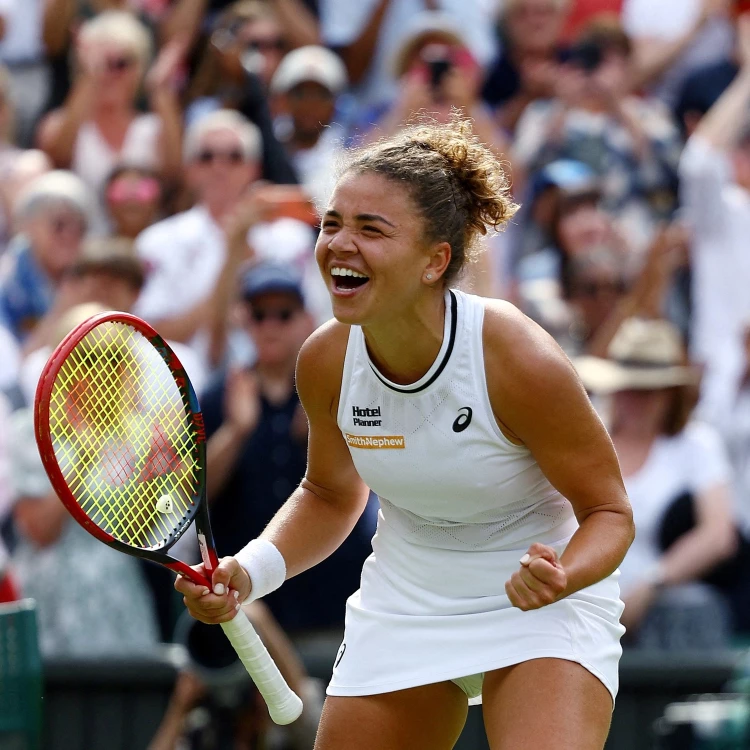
[352,405,382,426]
[345,433,405,450]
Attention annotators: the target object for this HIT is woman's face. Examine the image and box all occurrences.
[505,0,565,55]
[226,18,286,87]
[316,171,435,326]
[106,170,161,238]
[557,199,610,257]
[82,40,142,105]
[27,204,86,278]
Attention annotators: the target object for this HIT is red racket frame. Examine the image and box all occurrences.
[34,311,218,588]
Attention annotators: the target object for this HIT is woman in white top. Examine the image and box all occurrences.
[176,117,634,750]
[37,11,182,204]
[575,318,739,645]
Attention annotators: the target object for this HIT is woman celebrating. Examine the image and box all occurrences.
[177,117,634,750]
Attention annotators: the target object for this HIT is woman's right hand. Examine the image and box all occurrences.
[174,557,253,624]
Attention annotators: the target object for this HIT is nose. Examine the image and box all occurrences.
[325,227,358,256]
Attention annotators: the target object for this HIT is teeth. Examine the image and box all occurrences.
[331,267,369,279]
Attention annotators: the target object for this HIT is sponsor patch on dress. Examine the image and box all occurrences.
[344,433,405,449]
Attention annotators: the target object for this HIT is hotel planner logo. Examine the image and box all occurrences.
[352,405,382,427]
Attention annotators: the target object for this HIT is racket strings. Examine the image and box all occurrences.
[48,322,199,549]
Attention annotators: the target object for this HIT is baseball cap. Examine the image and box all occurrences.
[270,45,348,95]
[241,261,305,304]
[530,160,601,202]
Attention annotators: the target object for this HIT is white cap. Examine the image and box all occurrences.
[15,169,94,226]
[271,45,348,95]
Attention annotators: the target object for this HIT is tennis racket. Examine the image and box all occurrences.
[34,311,303,725]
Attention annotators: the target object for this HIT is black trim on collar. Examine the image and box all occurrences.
[368,290,458,394]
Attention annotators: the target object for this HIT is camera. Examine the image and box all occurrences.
[419,43,454,89]
[564,41,603,73]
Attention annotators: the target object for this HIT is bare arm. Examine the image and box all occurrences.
[274,0,320,48]
[629,0,724,91]
[485,302,635,603]
[176,321,371,620]
[36,84,95,167]
[694,14,750,151]
[657,484,737,585]
[159,0,207,50]
[336,0,391,85]
[42,0,76,56]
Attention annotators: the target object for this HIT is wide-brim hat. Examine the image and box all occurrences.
[574,317,700,394]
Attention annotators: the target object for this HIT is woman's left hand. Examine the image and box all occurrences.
[506,543,567,611]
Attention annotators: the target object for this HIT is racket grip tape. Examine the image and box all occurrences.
[220,609,304,725]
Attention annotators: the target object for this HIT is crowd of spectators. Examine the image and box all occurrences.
[1,0,750,745]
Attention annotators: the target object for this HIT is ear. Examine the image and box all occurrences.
[422,241,451,285]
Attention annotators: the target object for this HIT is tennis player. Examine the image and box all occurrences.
[176,117,635,749]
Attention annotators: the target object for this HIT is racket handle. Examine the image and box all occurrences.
[220,609,304,725]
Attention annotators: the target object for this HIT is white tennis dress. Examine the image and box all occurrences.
[327,289,625,704]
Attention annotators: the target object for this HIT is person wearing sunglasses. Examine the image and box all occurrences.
[132,109,320,361]
[103,165,164,240]
[37,10,183,229]
[0,170,92,350]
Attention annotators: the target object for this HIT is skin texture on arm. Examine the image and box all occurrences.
[335,0,392,85]
[483,301,635,607]
[36,82,96,167]
[693,14,750,151]
[274,0,321,48]
[176,320,371,621]
[42,0,76,56]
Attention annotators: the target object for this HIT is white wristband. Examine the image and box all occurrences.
[235,538,287,602]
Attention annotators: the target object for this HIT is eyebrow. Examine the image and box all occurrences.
[324,210,396,228]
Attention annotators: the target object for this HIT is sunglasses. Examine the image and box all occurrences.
[106,55,136,73]
[107,177,161,204]
[49,215,86,235]
[250,308,298,324]
[196,149,246,165]
[245,37,286,53]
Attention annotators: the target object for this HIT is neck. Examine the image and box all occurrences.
[203,198,236,223]
[292,129,321,150]
[93,100,132,120]
[256,361,296,402]
[362,289,447,385]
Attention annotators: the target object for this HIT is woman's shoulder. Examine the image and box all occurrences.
[296,318,351,415]
[481,297,572,377]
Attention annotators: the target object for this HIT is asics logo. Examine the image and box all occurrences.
[452,407,472,433]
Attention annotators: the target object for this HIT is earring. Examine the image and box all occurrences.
[426,273,433,281]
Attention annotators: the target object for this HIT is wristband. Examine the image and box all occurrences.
[235,538,287,602]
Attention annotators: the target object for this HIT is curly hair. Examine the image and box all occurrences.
[342,115,517,285]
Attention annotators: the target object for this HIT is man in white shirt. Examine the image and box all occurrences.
[679,15,750,426]
[134,109,319,368]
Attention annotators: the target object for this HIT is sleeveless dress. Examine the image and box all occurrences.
[327,289,625,704]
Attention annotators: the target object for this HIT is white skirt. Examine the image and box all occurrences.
[327,526,625,705]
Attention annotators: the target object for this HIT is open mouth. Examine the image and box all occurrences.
[331,267,370,293]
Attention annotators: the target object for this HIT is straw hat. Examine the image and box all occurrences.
[574,318,699,394]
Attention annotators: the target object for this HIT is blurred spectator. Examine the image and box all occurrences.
[37,11,183,211]
[516,174,631,338]
[561,0,623,41]
[0,0,50,147]
[103,165,165,239]
[184,1,299,184]
[161,0,319,65]
[41,0,168,114]
[575,318,740,648]
[0,170,92,348]
[133,109,319,366]
[270,44,348,208]
[679,14,750,431]
[622,0,734,108]
[366,13,507,156]
[7,407,160,657]
[514,18,683,250]
[18,241,207,406]
[319,1,496,125]
[0,62,56,251]
[201,261,373,633]
[482,0,570,134]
